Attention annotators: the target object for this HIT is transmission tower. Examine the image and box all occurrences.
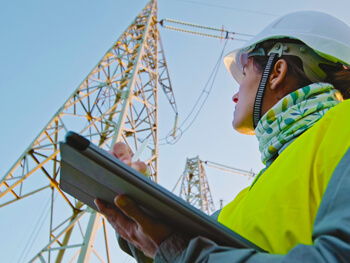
[178,156,215,215]
[0,0,176,262]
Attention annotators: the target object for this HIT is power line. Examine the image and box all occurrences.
[17,192,57,263]
[156,18,252,145]
[204,160,256,178]
[179,40,228,134]
[163,18,253,37]
[159,18,252,41]
[157,40,229,145]
[161,25,238,40]
[175,0,278,17]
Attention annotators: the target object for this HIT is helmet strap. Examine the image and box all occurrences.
[253,53,278,128]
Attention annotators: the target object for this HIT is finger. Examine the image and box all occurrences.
[115,195,152,226]
[112,142,133,164]
[95,198,118,219]
[130,161,148,174]
[95,198,136,235]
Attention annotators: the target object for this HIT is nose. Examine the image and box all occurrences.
[232,93,239,103]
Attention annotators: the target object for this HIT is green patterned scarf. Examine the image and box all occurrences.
[255,83,343,165]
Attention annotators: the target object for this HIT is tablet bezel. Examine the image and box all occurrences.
[59,132,264,251]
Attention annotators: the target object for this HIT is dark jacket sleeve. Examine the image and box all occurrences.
[116,205,222,262]
[117,234,154,263]
[155,148,350,263]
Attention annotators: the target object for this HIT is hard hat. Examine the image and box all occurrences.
[224,11,350,84]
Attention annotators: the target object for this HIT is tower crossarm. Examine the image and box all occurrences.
[204,160,256,178]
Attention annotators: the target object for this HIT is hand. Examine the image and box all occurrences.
[95,195,172,258]
[109,142,149,176]
[97,141,171,258]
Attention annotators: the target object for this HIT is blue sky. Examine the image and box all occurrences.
[1,0,350,262]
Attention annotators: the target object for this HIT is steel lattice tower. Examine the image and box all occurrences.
[179,156,215,215]
[0,0,176,261]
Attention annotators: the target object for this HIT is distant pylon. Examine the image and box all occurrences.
[179,156,215,215]
[0,0,176,262]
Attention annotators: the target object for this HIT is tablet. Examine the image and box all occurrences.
[59,131,263,251]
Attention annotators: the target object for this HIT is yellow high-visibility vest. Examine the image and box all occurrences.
[218,99,350,254]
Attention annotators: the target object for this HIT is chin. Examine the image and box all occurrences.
[232,120,255,135]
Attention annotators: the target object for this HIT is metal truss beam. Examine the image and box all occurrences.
[0,0,177,261]
[179,156,215,215]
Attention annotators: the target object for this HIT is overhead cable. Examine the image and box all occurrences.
[159,19,252,41]
[174,0,278,17]
[204,160,256,178]
[163,18,253,37]
[157,40,229,145]
[179,40,228,134]
[161,25,238,40]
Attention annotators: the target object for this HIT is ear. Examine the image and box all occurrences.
[269,59,287,90]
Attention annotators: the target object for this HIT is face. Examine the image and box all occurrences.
[232,58,262,135]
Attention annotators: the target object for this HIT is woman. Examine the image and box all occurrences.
[95,11,350,262]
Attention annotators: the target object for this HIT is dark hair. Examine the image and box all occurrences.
[323,64,350,99]
[250,40,350,99]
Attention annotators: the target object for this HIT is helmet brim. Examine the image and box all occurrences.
[224,11,350,84]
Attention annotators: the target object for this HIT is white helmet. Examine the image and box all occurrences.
[224,11,350,128]
[224,11,350,84]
